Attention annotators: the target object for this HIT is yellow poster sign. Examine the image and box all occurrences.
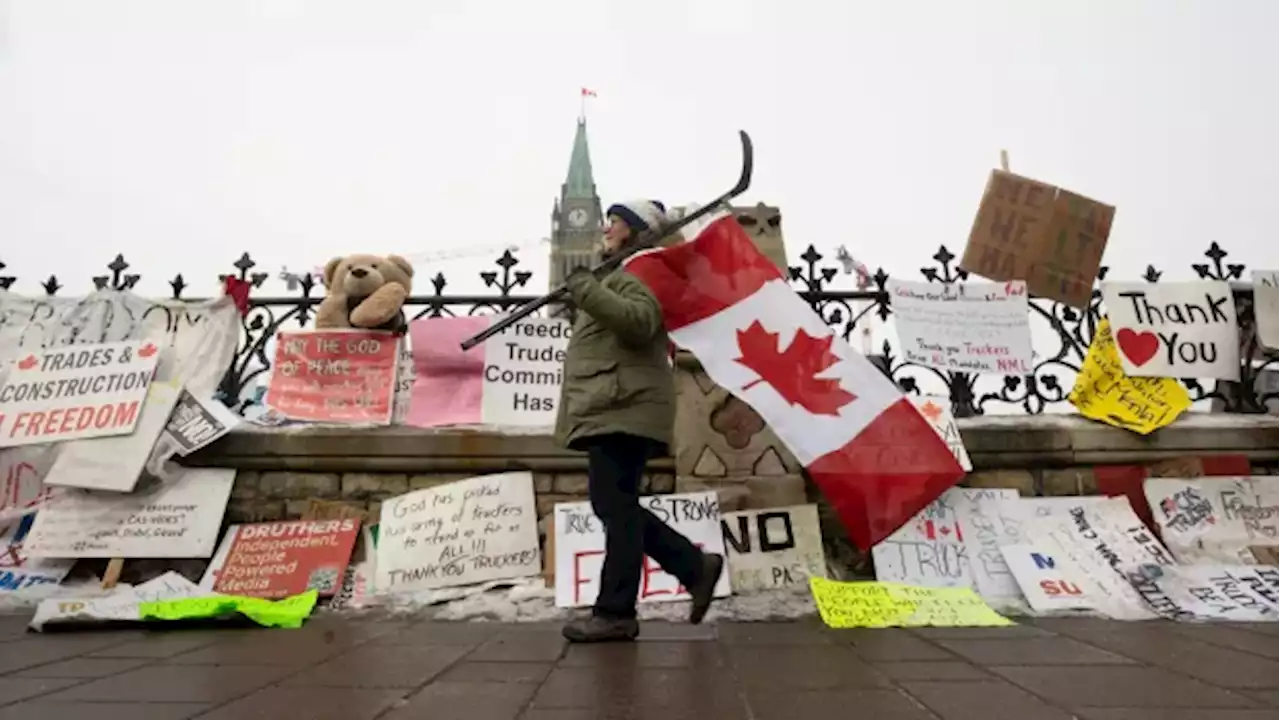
[1068,317,1191,434]
[808,577,1014,629]
[139,590,318,629]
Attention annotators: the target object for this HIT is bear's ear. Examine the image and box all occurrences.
[322,257,344,289]
[386,254,414,278]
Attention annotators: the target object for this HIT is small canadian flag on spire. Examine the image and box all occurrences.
[581,87,597,97]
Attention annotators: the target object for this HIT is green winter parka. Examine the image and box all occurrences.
[553,268,675,452]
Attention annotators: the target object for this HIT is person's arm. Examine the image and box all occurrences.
[564,270,663,347]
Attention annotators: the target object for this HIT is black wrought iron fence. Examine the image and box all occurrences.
[1,240,1274,417]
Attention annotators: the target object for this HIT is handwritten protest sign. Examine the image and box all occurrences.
[554,491,732,608]
[1253,271,1278,350]
[22,467,234,558]
[407,316,570,428]
[1068,318,1191,434]
[0,447,55,524]
[721,504,826,592]
[1102,281,1240,380]
[391,339,415,424]
[0,517,73,594]
[960,170,1114,308]
[0,340,160,447]
[29,571,199,631]
[809,578,1013,628]
[1000,542,1097,613]
[873,488,1017,590]
[377,472,540,593]
[889,279,1033,375]
[210,519,360,599]
[1144,476,1278,565]
[909,395,972,471]
[265,331,399,424]
[1128,565,1278,622]
[42,380,183,492]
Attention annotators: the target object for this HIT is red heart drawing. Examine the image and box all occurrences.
[1116,328,1159,367]
[16,355,37,371]
[137,343,157,358]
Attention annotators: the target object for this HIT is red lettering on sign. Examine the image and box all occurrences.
[1039,579,1083,596]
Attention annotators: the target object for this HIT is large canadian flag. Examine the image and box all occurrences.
[624,212,965,549]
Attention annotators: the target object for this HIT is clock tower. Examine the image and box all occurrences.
[548,118,604,289]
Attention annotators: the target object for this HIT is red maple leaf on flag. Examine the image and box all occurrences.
[918,400,944,423]
[734,320,856,416]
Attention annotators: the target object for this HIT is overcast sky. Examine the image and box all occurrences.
[0,0,1275,299]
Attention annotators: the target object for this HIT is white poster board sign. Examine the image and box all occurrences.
[0,517,74,595]
[42,380,183,492]
[908,395,972,471]
[482,317,570,425]
[951,492,1030,611]
[1000,542,1097,613]
[391,338,415,424]
[1129,565,1278,622]
[888,279,1033,375]
[1253,271,1278,350]
[21,467,234,558]
[1101,281,1240,380]
[553,491,732,608]
[1145,476,1279,565]
[29,571,199,631]
[0,340,160,448]
[0,446,57,524]
[376,472,541,593]
[873,488,1017,589]
[720,504,826,592]
[0,291,239,397]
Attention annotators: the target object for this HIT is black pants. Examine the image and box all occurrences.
[583,433,705,619]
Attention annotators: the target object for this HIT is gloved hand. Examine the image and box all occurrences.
[564,267,599,303]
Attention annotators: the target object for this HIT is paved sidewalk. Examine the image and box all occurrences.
[0,613,1273,719]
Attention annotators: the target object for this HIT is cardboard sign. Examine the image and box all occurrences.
[909,395,972,471]
[377,472,541,593]
[0,291,240,398]
[720,504,826,592]
[0,340,160,447]
[391,339,415,424]
[553,490,732,608]
[888,279,1033,375]
[21,467,234,558]
[1253,271,1278,350]
[1102,281,1240,380]
[407,316,570,428]
[211,519,361,599]
[872,488,1017,589]
[960,170,1115,308]
[1068,318,1192,435]
[265,331,399,424]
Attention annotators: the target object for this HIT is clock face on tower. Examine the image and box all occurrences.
[567,208,589,228]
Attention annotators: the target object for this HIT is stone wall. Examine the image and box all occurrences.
[186,412,1278,577]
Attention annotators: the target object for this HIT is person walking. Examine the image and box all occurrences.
[555,199,724,643]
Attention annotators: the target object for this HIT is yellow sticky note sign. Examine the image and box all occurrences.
[809,578,1014,629]
[1068,317,1191,435]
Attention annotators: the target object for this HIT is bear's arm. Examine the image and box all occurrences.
[315,293,353,329]
[350,283,409,328]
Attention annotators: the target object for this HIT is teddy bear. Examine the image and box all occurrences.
[314,254,413,334]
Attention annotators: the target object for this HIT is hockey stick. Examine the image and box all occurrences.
[460,130,754,351]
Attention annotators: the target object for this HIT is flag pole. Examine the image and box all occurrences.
[1000,149,1010,172]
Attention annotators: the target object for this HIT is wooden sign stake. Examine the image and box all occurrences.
[101,557,124,589]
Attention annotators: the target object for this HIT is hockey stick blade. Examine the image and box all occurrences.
[460,130,754,351]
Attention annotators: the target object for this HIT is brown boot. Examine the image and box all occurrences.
[562,615,640,643]
[688,553,724,625]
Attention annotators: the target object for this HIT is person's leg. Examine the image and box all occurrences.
[586,434,650,620]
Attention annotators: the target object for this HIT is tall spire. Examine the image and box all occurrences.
[562,118,596,200]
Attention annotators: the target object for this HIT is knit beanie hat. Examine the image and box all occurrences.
[606,200,668,234]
